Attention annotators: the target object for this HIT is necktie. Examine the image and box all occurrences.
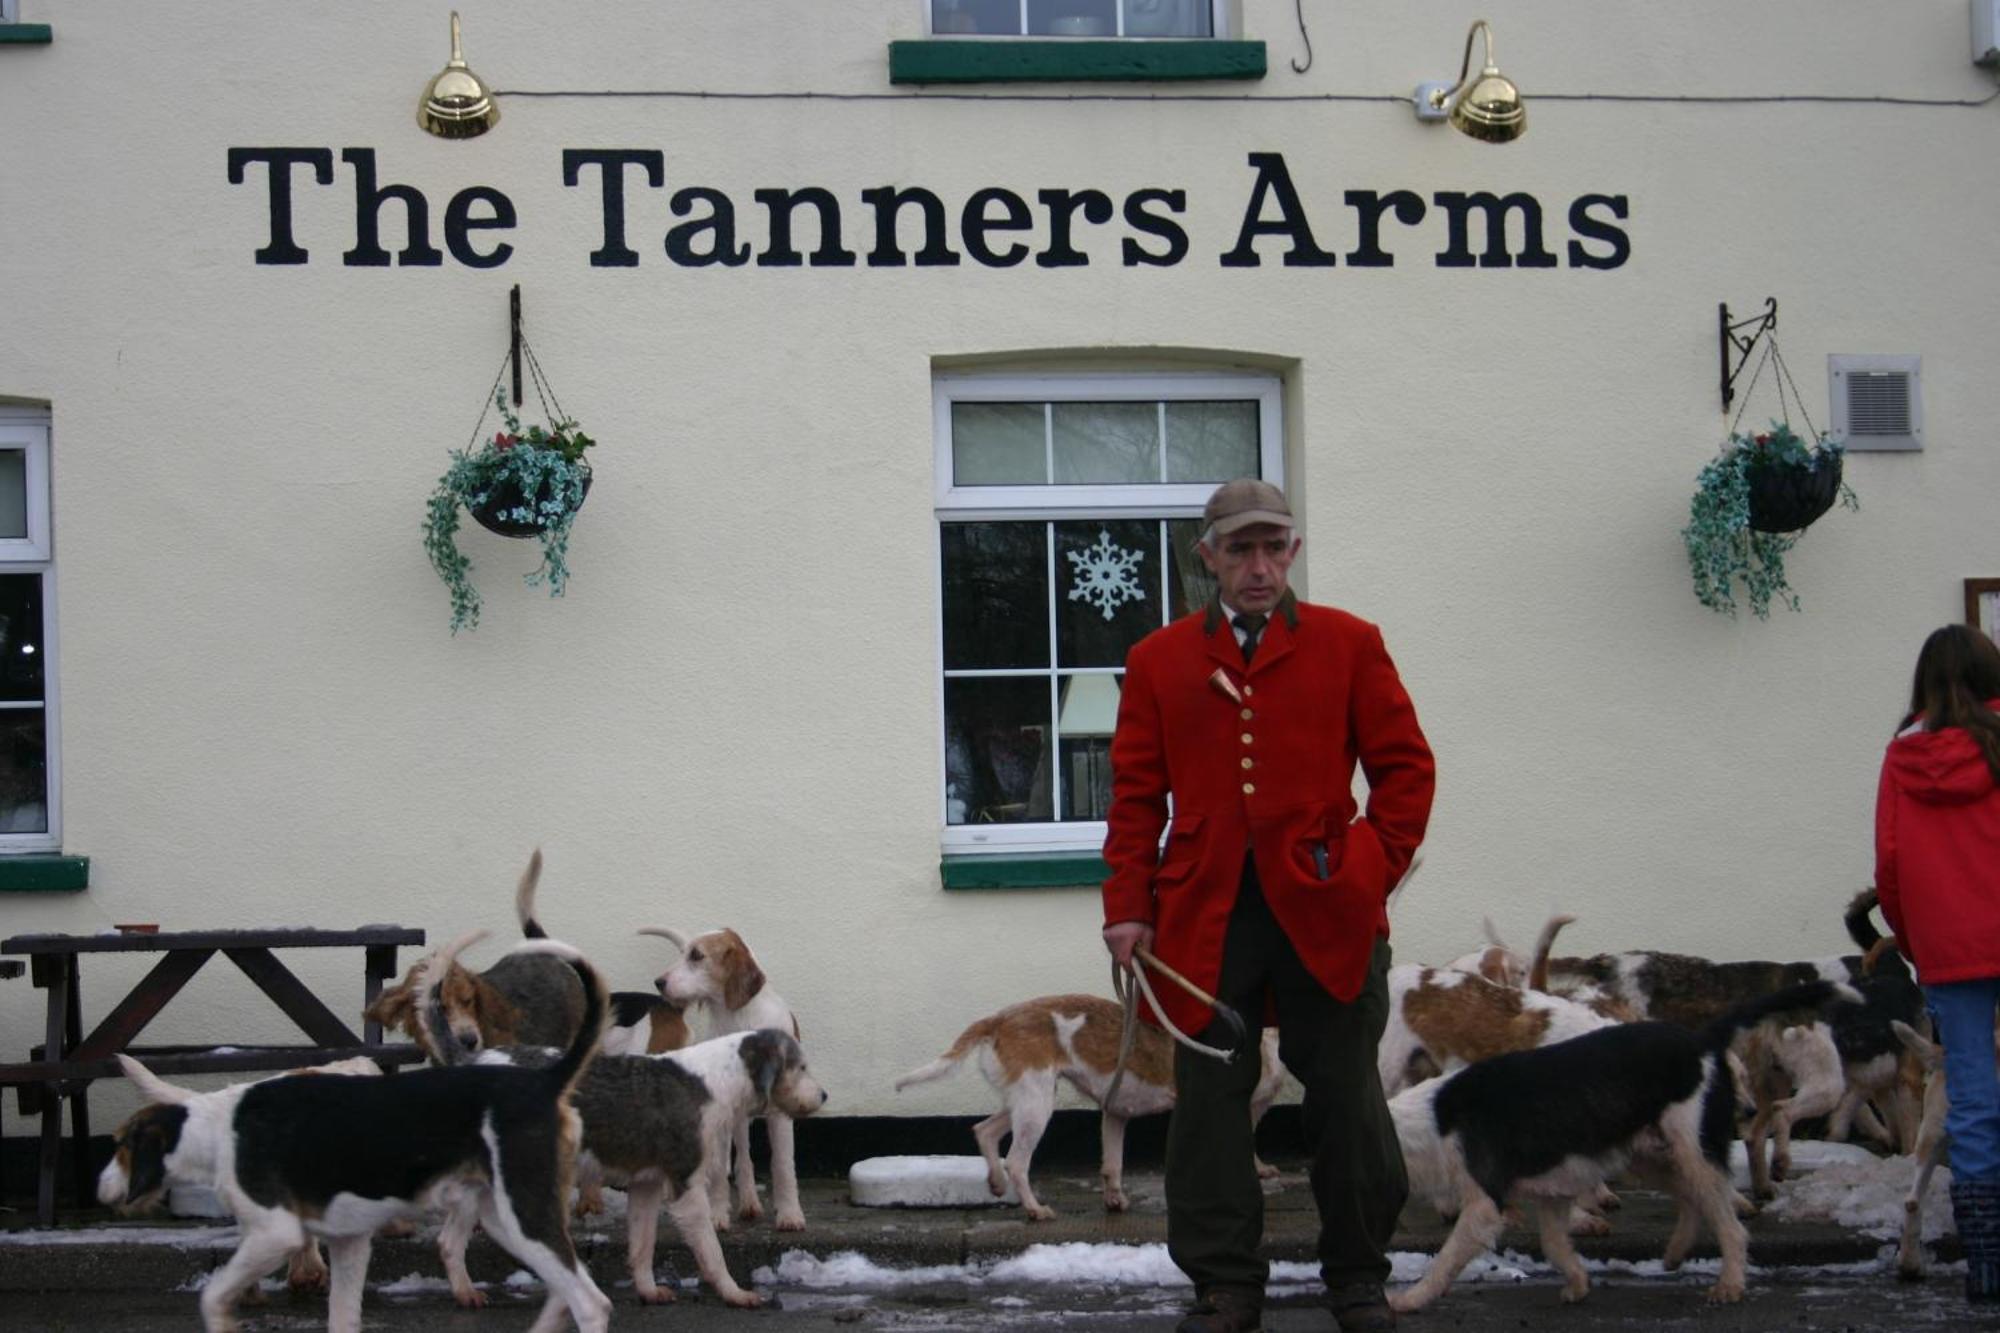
[1233,613,1267,664]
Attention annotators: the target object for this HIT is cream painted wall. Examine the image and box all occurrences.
[0,1,1995,1126]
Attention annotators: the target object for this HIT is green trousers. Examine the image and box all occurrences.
[1165,866,1406,1293]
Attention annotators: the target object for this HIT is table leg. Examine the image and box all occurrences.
[36,954,68,1227]
[65,957,93,1210]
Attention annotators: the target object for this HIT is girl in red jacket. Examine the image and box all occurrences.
[1876,622,2000,1303]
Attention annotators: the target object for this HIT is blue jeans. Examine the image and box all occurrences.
[1926,978,2000,1183]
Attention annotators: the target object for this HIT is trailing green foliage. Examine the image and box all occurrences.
[1682,422,1856,619]
[422,390,596,633]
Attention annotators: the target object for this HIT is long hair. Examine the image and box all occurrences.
[1902,624,2000,784]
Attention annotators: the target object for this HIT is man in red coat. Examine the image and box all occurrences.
[1102,479,1434,1333]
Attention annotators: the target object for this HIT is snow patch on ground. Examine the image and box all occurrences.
[1728,1138,1883,1189]
[377,1272,460,1296]
[761,1244,1554,1293]
[0,1224,239,1248]
[1765,1153,1953,1241]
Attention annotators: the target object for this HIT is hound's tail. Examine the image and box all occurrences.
[1527,914,1577,994]
[893,1016,1001,1092]
[1704,979,1863,1051]
[516,849,547,939]
[1843,888,1883,953]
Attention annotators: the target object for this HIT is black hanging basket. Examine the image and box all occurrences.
[1747,452,1842,534]
[469,466,592,538]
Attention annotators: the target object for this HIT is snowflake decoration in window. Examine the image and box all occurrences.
[1066,528,1147,621]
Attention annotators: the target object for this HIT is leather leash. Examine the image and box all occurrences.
[1100,851,1425,1113]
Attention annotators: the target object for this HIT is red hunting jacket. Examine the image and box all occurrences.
[1101,595,1436,1034]
[1875,702,2000,985]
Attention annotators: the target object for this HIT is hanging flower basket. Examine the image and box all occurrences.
[423,386,596,633]
[1747,447,1845,534]
[1682,423,1857,619]
[469,467,595,538]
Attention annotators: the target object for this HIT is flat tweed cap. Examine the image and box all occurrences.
[1202,478,1294,536]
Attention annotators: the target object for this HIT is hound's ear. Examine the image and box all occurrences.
[742,1031,782,1104]
[118,1054,194,1107]
[364,980,415,1031]
[724,947,767,1011]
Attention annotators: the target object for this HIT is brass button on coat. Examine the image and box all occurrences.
[1242,782,1255,794]
[1240,757,1254,770]
[1240,708,1253,721]
[1241,732,1254,744]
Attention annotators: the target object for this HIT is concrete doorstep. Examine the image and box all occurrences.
[0,1162,1925,1298]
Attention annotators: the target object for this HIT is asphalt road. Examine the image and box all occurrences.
[6,1270,2000,1331]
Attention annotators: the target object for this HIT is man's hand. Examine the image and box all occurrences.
[1102,921,1154,967]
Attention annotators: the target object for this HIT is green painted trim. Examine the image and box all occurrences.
[889,39,1264,85]
[0,855,88,893]
[0,24,53,44]
[941,852,1106,890]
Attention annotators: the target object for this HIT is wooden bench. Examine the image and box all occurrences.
[1,926,427,1225]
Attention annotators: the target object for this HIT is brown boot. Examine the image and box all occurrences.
[1327,1282,1396,1332]
[1176,1284,1264,1332]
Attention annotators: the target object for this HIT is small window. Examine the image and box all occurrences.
[1828,354,1923,452]
[931,0,1224,38]
[0,2,16,23]
[935,372,1281,854]
[0,408,57,850]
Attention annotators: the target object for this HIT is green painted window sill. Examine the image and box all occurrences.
[941,852,1106,890]
[0,855,88,892]
[890,38,1265,85]
[0,24,53,44]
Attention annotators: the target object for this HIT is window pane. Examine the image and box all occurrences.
[0,450,25,540]
[1052,402,1157,484]
[1058,673,1121,820]
[1028,0,1116,35]
[944,677,1053,825]
[1166,518,1218,617]
[0,710,47,834]
[0,574,44,704]
[1125,0,1212,36]
[1164,400,1259,482]
[941,522,1049,669]
[952,402,1046,486]
[935,0,1020,34]
[1057,519,1160,667]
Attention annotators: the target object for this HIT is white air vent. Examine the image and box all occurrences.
[1829,354,1922,452]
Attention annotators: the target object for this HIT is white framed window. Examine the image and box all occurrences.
[0,407,57,851]
[0,2,18,24]
[935,371,1282,854]
[929,0,1227,39]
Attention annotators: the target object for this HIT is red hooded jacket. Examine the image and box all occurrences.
[1874,703,2000,985]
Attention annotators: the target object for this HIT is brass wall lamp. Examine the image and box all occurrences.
[1413,19,1526,143]
[419,11,499,139]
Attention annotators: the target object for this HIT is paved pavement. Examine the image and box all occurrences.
[0,1162,1984,1330]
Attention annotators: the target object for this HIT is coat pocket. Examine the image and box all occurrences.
[1153,812,1207,889]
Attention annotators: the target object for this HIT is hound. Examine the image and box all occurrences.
[417,932,829,1308]
[646,924,810,1230]
[894,994,1287,1220]
[98,937,611,1333]
[364,850,587,1054]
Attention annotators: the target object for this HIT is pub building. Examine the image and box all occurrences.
[0,1,1993,1164]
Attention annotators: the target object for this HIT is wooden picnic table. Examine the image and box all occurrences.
[0,925,427,1225]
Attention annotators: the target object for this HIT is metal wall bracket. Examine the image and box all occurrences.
[509,284,524,407]
[1719,297,1778,413]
